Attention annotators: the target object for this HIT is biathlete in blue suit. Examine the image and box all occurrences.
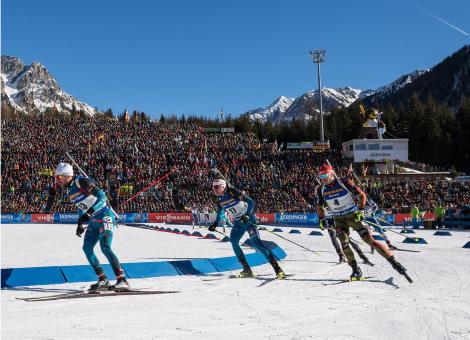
[209,178,286,279]
[55,162,130,291]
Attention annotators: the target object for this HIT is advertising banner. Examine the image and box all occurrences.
[395,212,435,223]
[287,142,313,149]
[148,212,191,224]
[275,212,319,226]
[1,213,31,224]
[118,213,148,223]
[54,213,79,223]
[148,213,166,223]
[166,212,192,223]
[256,213,276,224]
[31,214,54,223]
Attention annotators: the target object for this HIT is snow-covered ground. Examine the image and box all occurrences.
[2,223,470,340]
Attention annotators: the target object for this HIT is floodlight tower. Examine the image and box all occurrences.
[309,49,326,142]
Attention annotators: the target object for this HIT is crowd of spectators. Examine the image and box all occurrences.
[1,113,469,215]
[365,180,470,214]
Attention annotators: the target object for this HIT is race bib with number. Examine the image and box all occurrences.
[226,201,248,219]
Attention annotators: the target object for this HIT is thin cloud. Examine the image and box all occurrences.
[407,1,469,37]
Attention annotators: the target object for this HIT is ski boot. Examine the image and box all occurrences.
[237,255,254,278]
[90,268,110,291]
[90,277,110,291]
[359,253,374,266]
[109,277,130,291]
[238,268,255,278]
[268,255,286,279]
[350,261,363,281]
[387,256,413,283]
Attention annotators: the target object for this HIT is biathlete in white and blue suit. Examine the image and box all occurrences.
[55,162,130,291]
[209,178,286,279]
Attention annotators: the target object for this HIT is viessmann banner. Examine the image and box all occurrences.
[148,212,192,223]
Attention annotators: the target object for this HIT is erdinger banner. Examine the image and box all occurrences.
[256,213,275,224]
[31,214,54,223]
[275,212,319,226]
[1,213,31,224]
[148,212,191,224]
[54,213,79,223]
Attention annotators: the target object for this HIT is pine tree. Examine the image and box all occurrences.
[454,97,470,171]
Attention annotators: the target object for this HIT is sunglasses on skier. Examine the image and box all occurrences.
[319,173,330,179]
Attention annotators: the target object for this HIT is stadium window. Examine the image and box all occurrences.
[382,145,393,150]
[355,143,366,151]
[368,144,380,150]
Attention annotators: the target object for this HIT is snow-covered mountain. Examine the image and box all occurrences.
[246,71,428,124]
[363,70,428,105]
[1,55,97,115]
[247,87,370,124]
[247,96,295,124]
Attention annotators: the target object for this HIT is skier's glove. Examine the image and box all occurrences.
[208,222,218,232]
[240,214,250,223]
[354,210,365,223]
[76,213,90,237]
[319,219,326,230]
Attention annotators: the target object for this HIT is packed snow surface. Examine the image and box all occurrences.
[2,223,470,339]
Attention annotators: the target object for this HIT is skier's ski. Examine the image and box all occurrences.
[392,247,421,253]
[17,289,179,302]
[321,276,374,286]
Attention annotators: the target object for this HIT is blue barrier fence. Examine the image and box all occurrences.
[1,244,287,288]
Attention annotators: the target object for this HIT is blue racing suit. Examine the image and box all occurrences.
[213,187,275,261]
[66,176,123,278]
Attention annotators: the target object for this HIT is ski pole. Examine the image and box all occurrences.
[121,168,176,207]
[211,167,233,187]
[261,227,320,255]
[374,216,402,228]
[65,152,89,178]
[363,219,419,241]
[210,228,261,252]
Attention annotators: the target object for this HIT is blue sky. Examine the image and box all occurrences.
[2,0,469,119]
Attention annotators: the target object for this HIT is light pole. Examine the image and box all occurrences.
[309,49,326,142]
